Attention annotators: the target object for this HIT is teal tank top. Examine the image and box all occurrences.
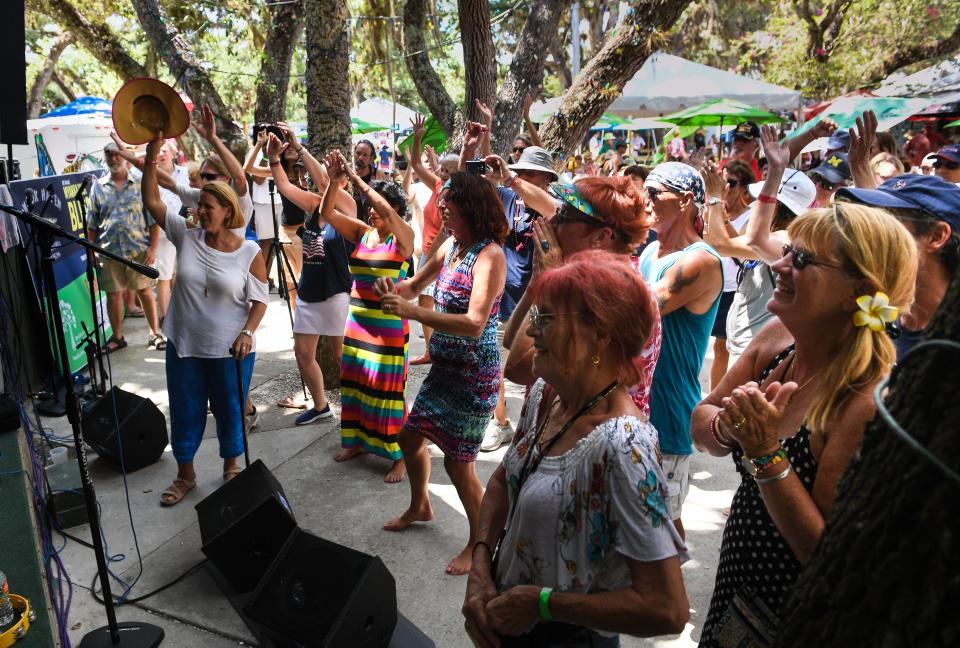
[638,241,722,455]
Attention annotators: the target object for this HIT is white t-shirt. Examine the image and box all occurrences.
[161,211,268,358]
[173,184,253,238]
[721,207,753,293]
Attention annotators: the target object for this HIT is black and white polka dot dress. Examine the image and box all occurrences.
[698,346,818,647]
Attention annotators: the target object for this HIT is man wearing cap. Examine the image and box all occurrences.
[933,144,960,185]
[837,174,960,357]
[640,161,723,536]
[720,121,762,179]
[825,130,851,156]
[87,141,164,353]
[809,152,851,206]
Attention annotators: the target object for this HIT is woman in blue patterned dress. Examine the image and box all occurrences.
[376,172,508,575]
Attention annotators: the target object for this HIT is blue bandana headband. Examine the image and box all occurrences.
[646,162,705,208]
[550,182,604,224]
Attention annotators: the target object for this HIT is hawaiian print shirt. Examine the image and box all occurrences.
[87,175,154,258]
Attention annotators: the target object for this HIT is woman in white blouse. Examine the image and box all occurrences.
[463,251,689,647]
[142,133,269,506]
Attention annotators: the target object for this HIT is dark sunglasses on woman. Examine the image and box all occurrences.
[200,172,223,182]
[781,244,847,272]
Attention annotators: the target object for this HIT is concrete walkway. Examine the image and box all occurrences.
[43,296,739,647]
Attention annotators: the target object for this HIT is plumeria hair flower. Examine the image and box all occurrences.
[853,291,899,332]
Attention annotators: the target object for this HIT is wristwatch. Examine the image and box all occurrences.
[741,448,787,478]
[240,329,255,338]
[503,173,519,189]
[706,197,722,207]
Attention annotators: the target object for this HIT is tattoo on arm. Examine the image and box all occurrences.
[668,261,701,296]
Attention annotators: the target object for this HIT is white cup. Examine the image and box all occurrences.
[50,446,68,465]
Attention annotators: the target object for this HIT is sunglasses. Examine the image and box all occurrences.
[513,146,526,154]
[200,172,225,182]
[726,179,742,188]
[781,244,848,273]
[814,176,840,191]
[554,202,597,227]
[529,305,579,328]
[645,186,679,201]
[933,159,960,171]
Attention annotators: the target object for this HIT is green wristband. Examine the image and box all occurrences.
[538,587,553,622]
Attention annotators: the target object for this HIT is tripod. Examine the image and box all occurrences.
[266,180,307,401]
[0,203,164,648]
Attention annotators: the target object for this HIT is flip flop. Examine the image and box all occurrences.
[276,395,308,410]
[160,478,196,506]
[104,336,127,354]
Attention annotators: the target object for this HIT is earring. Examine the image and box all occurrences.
[592,354,600,365]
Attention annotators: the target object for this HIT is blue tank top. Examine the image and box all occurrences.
[638,240,722,455]
[297,209,355,303]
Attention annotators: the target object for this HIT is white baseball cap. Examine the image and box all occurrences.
[748,168,817,216]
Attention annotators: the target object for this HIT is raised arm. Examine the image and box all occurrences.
[701,159,760,260]
[475,99,494,158]
[459,121,486,172]
[485,155,557,217]
[243,130,271,179]
[320,151,370,243]
[277,121,330,193]
[743,125,793,264]
[847,111,879,189]
[522,93,543,148]
[141,133,169,231]
[409,115,440,188]
[193,104,248,196]
[341,151,415,258]
[786,117,837,162]
[265,133,321,214]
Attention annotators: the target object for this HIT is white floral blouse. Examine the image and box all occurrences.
[496,380,688,596]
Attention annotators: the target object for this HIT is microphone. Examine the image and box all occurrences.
[78,175,94,196]
[36,183,56,222]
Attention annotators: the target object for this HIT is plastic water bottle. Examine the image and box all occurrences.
[0,570,15,627]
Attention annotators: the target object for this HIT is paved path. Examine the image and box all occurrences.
[43,296,739,647]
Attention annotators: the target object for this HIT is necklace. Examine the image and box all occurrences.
[787,356,821,394]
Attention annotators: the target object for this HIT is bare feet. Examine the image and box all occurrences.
[384,459,406,483]
[446,545,473,576]
[334,446,366,462]
[409,354,432,366]
[383,503,433,531]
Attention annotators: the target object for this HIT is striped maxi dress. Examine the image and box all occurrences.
[340,228,411,460]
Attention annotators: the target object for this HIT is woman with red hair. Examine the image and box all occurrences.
[463,251,689,647]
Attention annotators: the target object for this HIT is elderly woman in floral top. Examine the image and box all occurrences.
[463,252,688,648]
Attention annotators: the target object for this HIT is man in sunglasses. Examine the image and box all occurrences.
[510,135,531,164]
[720,121,762,179]
[933,144,960,185]
[808,152,851,206]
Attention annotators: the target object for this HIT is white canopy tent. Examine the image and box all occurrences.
[351,97,418,130]
[876,55,960,98]
[605,52,801,118]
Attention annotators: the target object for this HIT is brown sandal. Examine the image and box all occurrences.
[160,478,196,506]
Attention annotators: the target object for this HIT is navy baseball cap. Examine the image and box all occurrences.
[936,144,960,163]
[835,174,960,231]
[732,121,760,141]
[826,130,851,152]
[810,152,851,185]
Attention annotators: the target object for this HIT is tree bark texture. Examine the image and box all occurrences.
[27,32,75,119]
[51,71,77,103]
[491,0,570,158]
[458,0,497,125]
[254,2,305,124]
[129,0,245,150]
[539,0,692,156]
[303,0,352,156]
[776,276,960,646]
[403,0,461,137]
[38,0,147,81]
[315,339,341,390]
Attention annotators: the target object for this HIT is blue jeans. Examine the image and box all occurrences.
[166,340,255,463]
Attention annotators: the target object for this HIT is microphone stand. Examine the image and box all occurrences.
[0,204,164,648]
[76,177,108,396]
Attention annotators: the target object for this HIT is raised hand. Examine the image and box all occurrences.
[700,158,724,198]
[411,114,426,139]
[809,117,838,141]
[276,121,297,145]
[475,99,493,127]
[531,218,562,275]
[848,110,878,170]
[324,150,347,182]
[266,132,288,159]
[144,131,165,162]
[482,155,510,184]
[192,104,217,141]
[523,92,533,117]
[255,129,268,148]
[464,121,487,150]
[760,124,790,172]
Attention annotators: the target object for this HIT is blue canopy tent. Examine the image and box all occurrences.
[40,96,112,118]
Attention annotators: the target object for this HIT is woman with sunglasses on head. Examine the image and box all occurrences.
[691,203,917,646]
[463,252,688,648]
[703,125,817,367]
[375,172,507,577]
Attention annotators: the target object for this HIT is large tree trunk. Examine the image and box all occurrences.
[490,0,570,158]
[51,71,76,103]
[458,0,497,125]
[36,0,147,80]
[403,0,461,137]
[130,0,245,151]
[777,276,960,645]
[27,32,74,118]
[538,0,692,155]
[254,2,305,124]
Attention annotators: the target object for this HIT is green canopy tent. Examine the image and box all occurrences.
[660,98,784,128]
[946,118,960,128]
[591,112,630,130]
[352,117,389,134]
[791,96,933,138]
[395,115,448,156]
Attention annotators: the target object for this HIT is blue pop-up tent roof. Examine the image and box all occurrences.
[40,96,112,118]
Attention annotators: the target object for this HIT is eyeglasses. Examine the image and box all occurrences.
[645,186,678,202]
[781,244,849,273]
[513,147,526,154]
[529,305,579,328]
[726,179,741,188]
[933,159,960,171]
[200,172,224,182]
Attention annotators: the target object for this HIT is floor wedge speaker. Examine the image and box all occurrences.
[81,386,168,472]
[245,528,398,648]
[195,459,298,593]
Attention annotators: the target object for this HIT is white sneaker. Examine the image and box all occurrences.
[480,419,513,452]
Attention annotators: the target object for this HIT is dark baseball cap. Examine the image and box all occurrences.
[835,174,960,232]
[935,143,960,163]
[810,153,851,185]
[732,121,760,141]
[826,130,851,152]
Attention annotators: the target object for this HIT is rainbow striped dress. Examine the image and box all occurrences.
[340,228,411,460]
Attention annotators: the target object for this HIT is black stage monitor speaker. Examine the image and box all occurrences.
[245,528,398,648]
[0,0,27,145]
[81,386,168,472]
[196,459,298,593]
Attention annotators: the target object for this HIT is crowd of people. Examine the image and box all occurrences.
[85,99,960,645]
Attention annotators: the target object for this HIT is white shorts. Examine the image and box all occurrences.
[661,454,691,519]
[418,252,436,298]
[253,202,278,240]
[293,292,350,336]
[155,238,177,281]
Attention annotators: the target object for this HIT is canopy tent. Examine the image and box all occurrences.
[351,117,389,134]
[395,115,447,156]
[947,118,960,128]
[660,98,784,127]
[351,97,418,130]
[803,90,877,122]
[606,52,801,117]
[876,55,960,98]
[41,96,112,118]
[791,96,934,139]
